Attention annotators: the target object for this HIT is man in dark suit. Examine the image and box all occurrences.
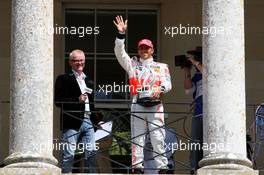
[55,49,97,173]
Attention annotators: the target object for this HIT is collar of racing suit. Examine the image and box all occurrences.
[139,57,153,65]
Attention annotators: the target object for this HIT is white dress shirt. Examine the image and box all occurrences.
[72,70,90,116]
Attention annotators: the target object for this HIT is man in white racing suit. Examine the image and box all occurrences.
[113,16,172,173]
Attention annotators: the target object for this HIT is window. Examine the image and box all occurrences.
[64,8,158,100]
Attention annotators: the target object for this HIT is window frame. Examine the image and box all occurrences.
[62,3,160,107]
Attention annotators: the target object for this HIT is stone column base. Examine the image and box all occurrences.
[197,164,258,175]
[0,167,61,175]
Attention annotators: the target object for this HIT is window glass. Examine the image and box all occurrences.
[97,10,125,54]
[65,9,95,53]
[96,59,127,99]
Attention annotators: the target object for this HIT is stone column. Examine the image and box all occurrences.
[197,0,257,174]
[1,0,60,173]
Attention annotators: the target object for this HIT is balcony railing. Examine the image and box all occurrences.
[0,100,263,173]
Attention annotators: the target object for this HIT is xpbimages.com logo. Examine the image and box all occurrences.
[164,24,233,37]
[98,82,165,95]
[163,140,225,153]
[33,24,100,37]
[28,140,100,153]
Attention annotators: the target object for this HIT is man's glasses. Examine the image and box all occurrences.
[70,59,85,63]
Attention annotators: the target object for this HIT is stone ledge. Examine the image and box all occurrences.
[61,174,189,175]
[0,168,61,175]
[197,169,258,175]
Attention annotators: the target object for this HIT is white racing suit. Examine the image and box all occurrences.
[114,38,172,170]
[144,127,177,174]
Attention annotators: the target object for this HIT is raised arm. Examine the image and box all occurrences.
[113,15,133,77]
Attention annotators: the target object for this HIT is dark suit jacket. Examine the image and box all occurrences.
[55,71,97,130]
